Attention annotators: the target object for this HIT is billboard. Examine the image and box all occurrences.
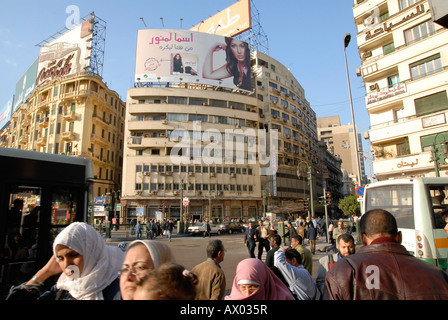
[190,0,251,37]
[0,95,13,130]
[135,29,252,92]
[36,20,93,88]
[13,58,39,112]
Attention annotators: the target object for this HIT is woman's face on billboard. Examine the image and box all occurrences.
[229,39,246,62]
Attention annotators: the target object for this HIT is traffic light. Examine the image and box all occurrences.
[318,196,325,205]
[325,192,332,205]
[304,200,309,211]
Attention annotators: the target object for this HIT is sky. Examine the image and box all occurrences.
[0,0,372,177]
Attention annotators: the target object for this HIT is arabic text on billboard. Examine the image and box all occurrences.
[135,29,252,92]
[190,0,251,37]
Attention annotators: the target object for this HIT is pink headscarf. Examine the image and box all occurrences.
[225,258,294,300]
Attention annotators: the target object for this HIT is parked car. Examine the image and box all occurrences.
[216,222,246,234]
[187,222,219,236]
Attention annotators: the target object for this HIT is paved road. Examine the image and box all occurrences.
[105,229,335,295]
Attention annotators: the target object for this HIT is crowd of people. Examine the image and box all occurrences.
[5,209,448,300]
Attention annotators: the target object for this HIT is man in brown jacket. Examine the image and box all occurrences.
[191,239,226,300]
[325,209,448,300]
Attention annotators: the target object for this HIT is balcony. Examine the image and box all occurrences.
[63,112,77,121]
[61,131,76,141]
[37,136,47,146]
[91,133,108,146]
[38,117,49,128]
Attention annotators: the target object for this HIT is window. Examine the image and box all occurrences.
[167,113,188,121]
[270,95,279,104]
[168,96,187,104]
[405,20,436,45]
[269,82,278,89]
[383,42,395,55]
[410,54,442,81]
[399,0,419,10]
[189,114,208,122]
[388,74,400,88]
[209,99,227,108]
[415,91,448,116]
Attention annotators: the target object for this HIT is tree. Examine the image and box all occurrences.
[338,195,360,216]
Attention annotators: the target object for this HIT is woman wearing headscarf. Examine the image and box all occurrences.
[7,222,126,300]
[119,240,175,300]
[225,258,294,300]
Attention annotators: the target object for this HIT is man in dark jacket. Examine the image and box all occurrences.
[245,221,258,258]
[325,209,448,300]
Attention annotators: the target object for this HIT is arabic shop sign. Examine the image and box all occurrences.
[396,158,419,169]
[366,83,407,104]
[365,4,427,41]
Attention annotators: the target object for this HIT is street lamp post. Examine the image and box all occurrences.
[344,33,363,188]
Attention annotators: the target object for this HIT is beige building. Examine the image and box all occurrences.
[353,0,448,180]
[121,51,320,223]
[317,115,367,191]
[0,72,126,207]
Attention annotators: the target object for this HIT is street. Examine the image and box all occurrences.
[106,229,333,294]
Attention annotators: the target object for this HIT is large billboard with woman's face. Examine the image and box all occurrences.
[134,29,252,92]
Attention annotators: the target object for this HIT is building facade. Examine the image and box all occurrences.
[317,115,367,190]
[353,0,448,180]
[0,72,126,221]
[121,50,320,223]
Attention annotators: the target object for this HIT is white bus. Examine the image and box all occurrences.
[362,178,448,272]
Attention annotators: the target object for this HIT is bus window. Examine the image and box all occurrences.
[2,186,41,296]
[365,185,415,229]
[428,185,448,229]
[51,189,78,226]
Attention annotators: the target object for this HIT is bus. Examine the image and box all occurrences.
[362,177,448,272]
[0,147,94,298]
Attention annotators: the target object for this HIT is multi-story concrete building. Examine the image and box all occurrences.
[121,50,320,223]
[0,72,126,205]
[317,115,367,191]
[353,0,448,180]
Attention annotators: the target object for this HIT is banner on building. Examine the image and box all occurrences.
[135,29,252,92]
[190,0,251,37]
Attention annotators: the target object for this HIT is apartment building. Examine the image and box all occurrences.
[121,49,320,223]
[318,115,367,191]
[0,72,126,204]
[353,0,448,180]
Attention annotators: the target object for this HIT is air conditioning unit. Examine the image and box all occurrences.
[143,171,150,176]
[152,191,158,195]
[174,190,179,195]
[217,191,223,196]
[162,120,168,125]
[260,114,265,118]
[189,172,195,176]
[211,172,216,177]
[136,190,142,195]
[230,173,236,178]
[165,171,173,176]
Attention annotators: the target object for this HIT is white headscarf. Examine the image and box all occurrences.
[127,240,175,267]
[53,222,126,300]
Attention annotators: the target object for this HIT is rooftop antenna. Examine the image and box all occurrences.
[140,17,147,29]
[160,17,164,28]
[180,18,183,29]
